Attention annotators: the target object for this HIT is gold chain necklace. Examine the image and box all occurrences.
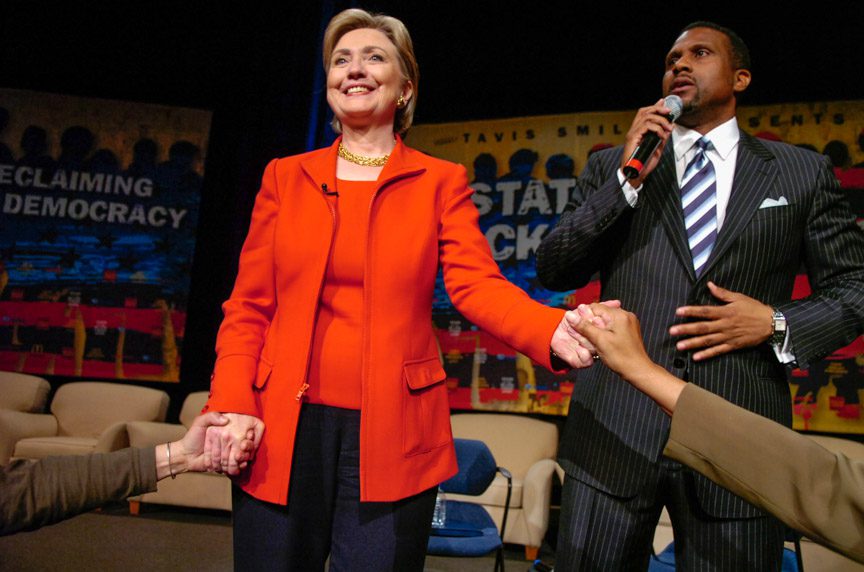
[338,141,390,167]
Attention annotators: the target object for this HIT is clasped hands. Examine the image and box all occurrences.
[200,283,771,475]
[200,412,265,476]
[551,282,774,367]
[169,411,262,477]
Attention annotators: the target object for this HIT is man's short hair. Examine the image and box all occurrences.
[680,21,751,71]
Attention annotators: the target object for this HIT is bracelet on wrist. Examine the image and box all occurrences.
[165,441,177,479]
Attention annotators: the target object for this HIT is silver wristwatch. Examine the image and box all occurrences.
[771,308,787,346]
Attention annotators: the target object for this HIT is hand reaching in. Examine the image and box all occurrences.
[203,413,265,476]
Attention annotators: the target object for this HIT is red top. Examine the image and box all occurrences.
[306,179,376,409]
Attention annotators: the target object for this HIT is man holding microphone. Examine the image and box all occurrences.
[538,21,864,570]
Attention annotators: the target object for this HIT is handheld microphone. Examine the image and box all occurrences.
[622,94,684,180]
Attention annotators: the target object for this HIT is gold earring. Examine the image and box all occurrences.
[396,95,406,108]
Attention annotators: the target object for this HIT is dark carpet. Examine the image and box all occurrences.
[0,502,553,571]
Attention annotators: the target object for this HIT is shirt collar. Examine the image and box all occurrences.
[673,117,740,162]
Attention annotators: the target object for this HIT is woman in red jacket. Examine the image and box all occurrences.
[203,8,593,571]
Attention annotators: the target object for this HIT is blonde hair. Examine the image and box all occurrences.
[322,8,419,134]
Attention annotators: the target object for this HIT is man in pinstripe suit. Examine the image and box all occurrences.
[537,21,864,570]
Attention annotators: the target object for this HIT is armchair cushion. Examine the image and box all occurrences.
[0,372,51,413]
[51,382,169,438]
[0,410,56,465]
[14,436,99,458]
[11,382,169,461]
[127,421,187,446]
[428,501,501,555]
[178,392,209,427]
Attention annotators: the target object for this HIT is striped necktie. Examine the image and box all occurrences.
[680,137,717,276]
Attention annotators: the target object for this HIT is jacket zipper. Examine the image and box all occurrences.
[296,183,338,401]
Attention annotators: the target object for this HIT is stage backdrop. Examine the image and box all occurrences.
[410,100,864,434]
[0,89,211,382]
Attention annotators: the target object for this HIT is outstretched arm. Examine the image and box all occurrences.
[0,411,249,537]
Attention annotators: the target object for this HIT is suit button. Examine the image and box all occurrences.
[673,358,686,369]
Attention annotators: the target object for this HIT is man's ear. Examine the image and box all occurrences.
[733,69,751,94]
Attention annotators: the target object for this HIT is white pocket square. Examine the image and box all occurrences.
[759,196,788,209]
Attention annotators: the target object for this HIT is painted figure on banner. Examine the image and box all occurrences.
[469,152,498,192]
[57,126,95,173]
[125,138,159,182]
[0,108,15,164]
[855,130,864,168]
[825,139,864,192]
[16,125,55,173]
[200,8,598,571]
[537,21,864,570]
[88,148,122,177]
[545,153,580,207]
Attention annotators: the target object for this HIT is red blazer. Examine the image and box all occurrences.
[204,137,564,503]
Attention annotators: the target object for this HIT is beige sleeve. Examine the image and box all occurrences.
[664,384,864,564]
[0,447,157,536]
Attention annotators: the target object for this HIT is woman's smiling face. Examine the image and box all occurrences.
[326,27,411,131]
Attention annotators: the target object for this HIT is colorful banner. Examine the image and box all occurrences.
[0,89,211,382]
[411,100,864,433]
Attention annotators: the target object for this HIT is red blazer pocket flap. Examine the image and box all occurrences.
[254,360,273,389]
[403,357,447,390]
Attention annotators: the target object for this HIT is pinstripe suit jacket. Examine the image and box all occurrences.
[537,129,864,517]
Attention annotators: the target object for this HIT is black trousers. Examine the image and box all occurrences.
[556,460,784,571]
[232,403,438,571]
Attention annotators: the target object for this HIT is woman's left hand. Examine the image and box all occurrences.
[549,300,620,369]
[551,311,598,369]
[203,412,265,475]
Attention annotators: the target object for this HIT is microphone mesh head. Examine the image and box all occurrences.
[664,95,684,122]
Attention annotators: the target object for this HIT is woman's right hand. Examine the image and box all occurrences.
[204,412,265,475]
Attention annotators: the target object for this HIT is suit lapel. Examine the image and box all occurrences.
[643,145,696,281]
[374,135,426,190]
[300,138,339,194]
[697,131,776,280]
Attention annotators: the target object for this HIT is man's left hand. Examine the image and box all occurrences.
[669,282,773,361]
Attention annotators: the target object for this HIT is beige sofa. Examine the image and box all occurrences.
[449,412,559,560]
[7,381,169,461]
[0,372,52,464]
[127,391,232,513]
